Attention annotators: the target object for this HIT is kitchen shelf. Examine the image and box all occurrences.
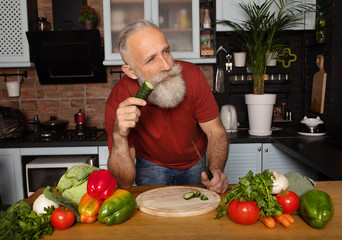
[229,80,292,85]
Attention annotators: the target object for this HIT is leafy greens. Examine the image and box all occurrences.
[0,200,54,240]
[216,169,283,219]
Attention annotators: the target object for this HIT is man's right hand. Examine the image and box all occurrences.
[114,97,147,137]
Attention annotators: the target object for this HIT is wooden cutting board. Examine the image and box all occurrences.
[311,54,327,114]
[136,186,221,217]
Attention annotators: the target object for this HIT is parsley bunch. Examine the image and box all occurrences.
[216,169,283,219]
[0,200,54,240]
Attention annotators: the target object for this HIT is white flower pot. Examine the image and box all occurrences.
[233,52,247,67]
[245,94,276,136]
[6,81,21,97]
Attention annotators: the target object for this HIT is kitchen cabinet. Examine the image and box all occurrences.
[224,143,316,184]
[103,0,215,65]
[0,148,23,205]
[216,0,316,32]
[0,0,31,68]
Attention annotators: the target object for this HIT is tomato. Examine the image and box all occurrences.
[227,199,260,225]
[276,190,300,214]
[51,207,76,230]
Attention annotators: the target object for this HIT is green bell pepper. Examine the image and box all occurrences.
[98,189,137,225]
[299,190,334,228]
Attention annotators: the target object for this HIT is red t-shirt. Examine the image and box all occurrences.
[105,61,219,169]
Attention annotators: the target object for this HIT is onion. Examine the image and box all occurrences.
[271,171,289,194]
[33,194,60,215]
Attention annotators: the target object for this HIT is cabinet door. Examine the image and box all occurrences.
[0,149,23,205]
[154,0,200,59]
[103,0,201,65]
[0,0,31,67]
[262,143,316,179]
[224,143,262,184]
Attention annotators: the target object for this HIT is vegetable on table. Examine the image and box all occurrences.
[56,163,100,205]
[87,169,117,200]
[33,193,60,215]
[228,199,260,225]
[270,171,289,195]
[51,207,75,230]
[299,190,334,229]
[216,170,283,220]
[98,189,137,225]
[276,190,300,214]
[0,200,54,240]
[44,186,80,222]
[183,190,208,200]
[274,213,294,228]
[261,216,276,229]
[78,193,104,223]
[285,171,316,197]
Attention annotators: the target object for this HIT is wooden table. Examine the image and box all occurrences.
[26,181,342,240]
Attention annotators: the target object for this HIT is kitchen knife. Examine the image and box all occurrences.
[191,140,213,180]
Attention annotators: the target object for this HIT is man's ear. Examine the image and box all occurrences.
[121,65,138,79]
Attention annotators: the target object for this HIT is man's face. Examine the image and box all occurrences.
[125,27,186,108]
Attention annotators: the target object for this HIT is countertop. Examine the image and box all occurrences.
[25,182,342,240]
[1,127,341,180]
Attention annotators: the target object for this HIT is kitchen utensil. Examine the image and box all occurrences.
[135,186,220,217]
[220,104,238,132]
[215,68,225,92]
[311,54,327,114]
[191,140,213,180]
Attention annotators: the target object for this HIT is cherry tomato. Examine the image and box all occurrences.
[276,190,300,214]
[228,199,260,225]
[51,207,75,230]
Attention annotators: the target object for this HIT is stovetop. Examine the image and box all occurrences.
[37,127,105,142]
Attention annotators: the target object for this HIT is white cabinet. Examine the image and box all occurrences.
[0,0,31,68]
[0,148,23,205]
[216,0,316,32]
[98,146,109,170]
[224,143,316,184]
[224,143,262,184]
[103,0,213,66]
[262,143,316,178]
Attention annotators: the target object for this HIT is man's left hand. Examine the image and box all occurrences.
[201,169,228,194]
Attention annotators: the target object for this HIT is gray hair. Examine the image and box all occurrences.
[118,19,158,64]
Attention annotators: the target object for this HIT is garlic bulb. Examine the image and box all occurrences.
[271,171,289,194]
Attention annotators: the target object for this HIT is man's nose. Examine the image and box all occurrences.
[159,56,172,72]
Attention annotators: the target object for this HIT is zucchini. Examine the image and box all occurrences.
[183,192,196,200]
[43,186,80,222]
[135,81,154,100]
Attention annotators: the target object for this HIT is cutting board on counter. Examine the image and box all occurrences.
[136,186,221,217]
[311,54,327,114]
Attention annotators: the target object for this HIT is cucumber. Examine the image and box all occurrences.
[183,190,209,201]
[43,186,80,222]
[135,81,154,100]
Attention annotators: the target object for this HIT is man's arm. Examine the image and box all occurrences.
[199,116,229,193]
[107,97,146,189]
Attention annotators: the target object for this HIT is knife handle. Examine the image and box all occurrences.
[207,170,213,180]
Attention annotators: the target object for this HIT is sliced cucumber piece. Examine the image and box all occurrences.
[183,190,209,201]
[200,194,209,200]
[135,81,154,100]
[183,191,196,200]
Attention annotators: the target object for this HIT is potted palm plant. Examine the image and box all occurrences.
[218,0,315,135]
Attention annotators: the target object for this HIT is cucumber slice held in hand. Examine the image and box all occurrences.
[134,81,154,108]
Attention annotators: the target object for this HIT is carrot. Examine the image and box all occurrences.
[261,216,276,229]
[274,214,291,227]
[283,214,294,224]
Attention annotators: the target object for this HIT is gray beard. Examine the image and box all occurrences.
[136,63,186,108]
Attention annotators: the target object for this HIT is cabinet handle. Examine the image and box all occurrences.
[264,148,268,152]
[257,146,261,152]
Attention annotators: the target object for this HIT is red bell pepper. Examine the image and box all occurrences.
[87,169,117,200]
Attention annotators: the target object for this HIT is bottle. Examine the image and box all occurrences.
[202,8,211,28]
[33,114,40,134]
[316,12,326,44]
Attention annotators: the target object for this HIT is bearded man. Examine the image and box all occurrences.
[105,19,229,194]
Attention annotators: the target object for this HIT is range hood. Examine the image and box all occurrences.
[26,30,106,85]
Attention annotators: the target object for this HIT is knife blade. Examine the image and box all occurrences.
[191,140,213,180]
